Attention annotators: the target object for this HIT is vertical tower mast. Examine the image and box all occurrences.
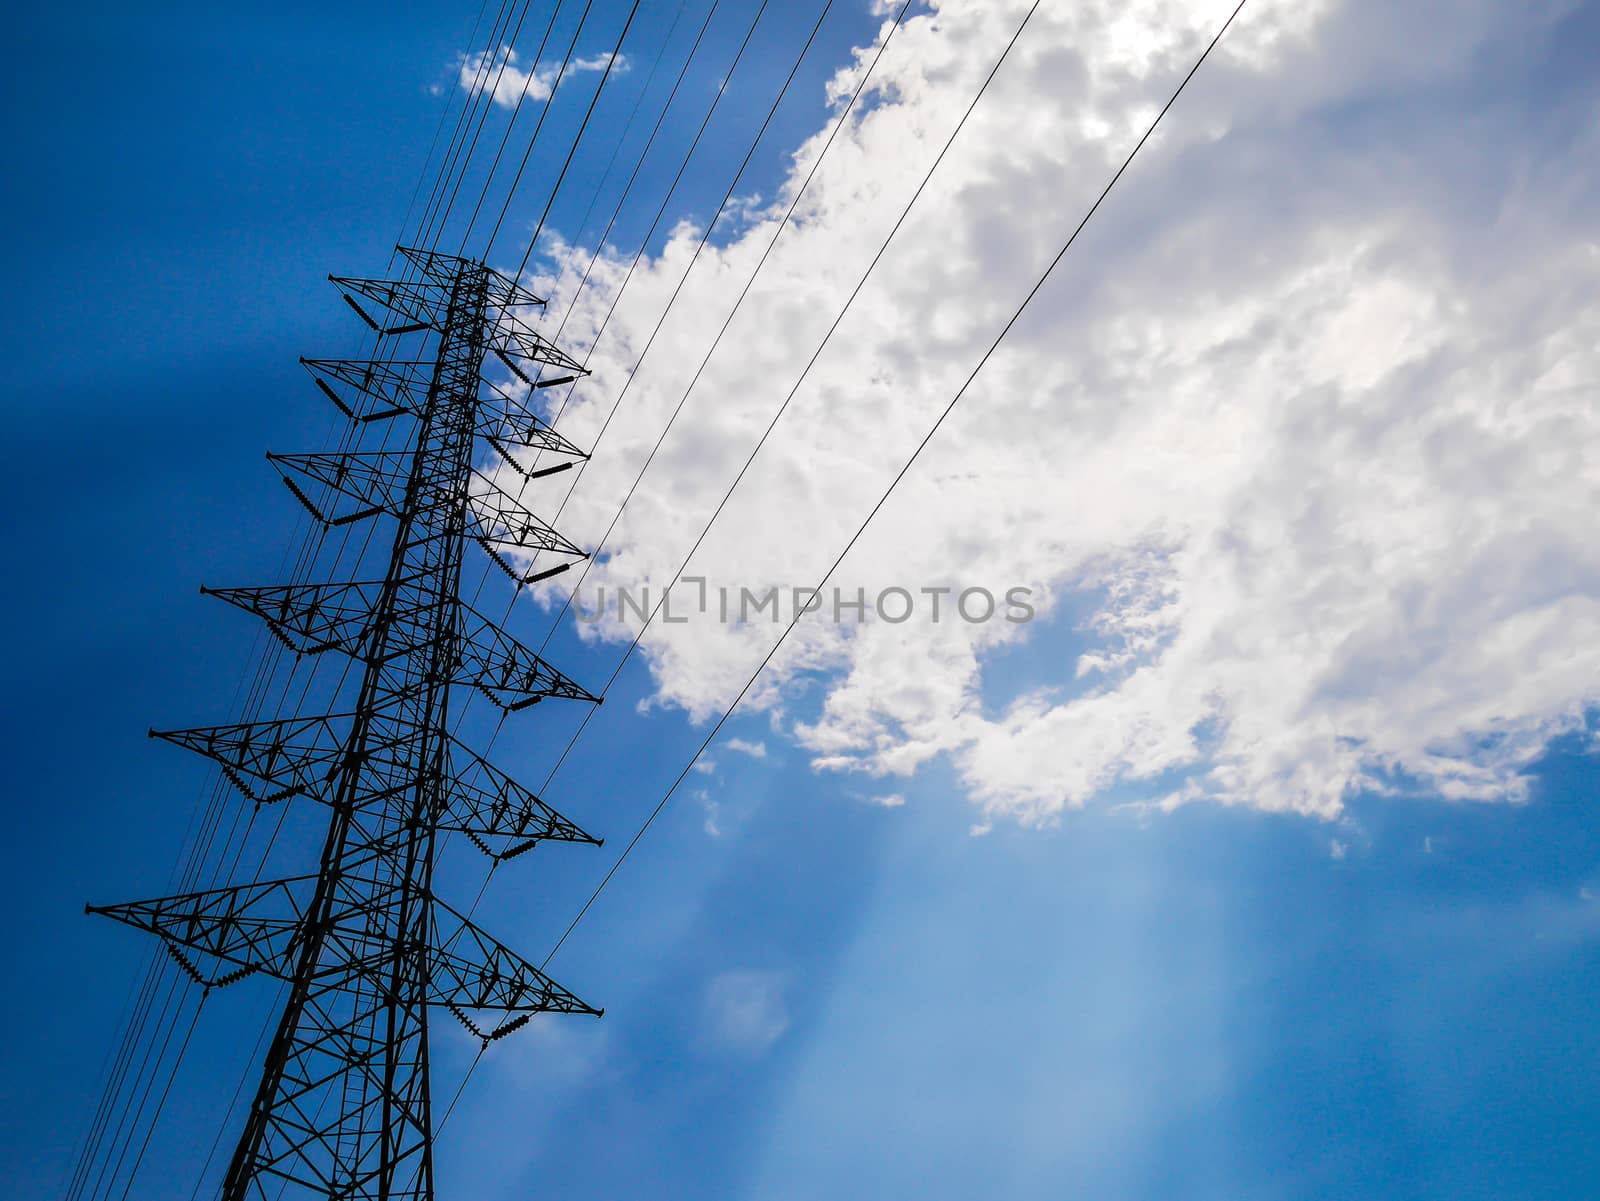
[90,248,603,1201]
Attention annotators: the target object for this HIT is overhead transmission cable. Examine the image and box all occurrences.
[432,0,1001,1126]
[442,0,769,721]
[499,0,639,264]
[446,0,784,639]
[435,0,914,980]
[516,0,1024,803]
[426,0,851,1125]
[495,0,839,578]
[451,0,839,832]
[518,0,690,306]
[404,0,531,264]
[394,0,500,255]
[523,0,912,652]
[416,0,563,254]
[458,0,616,255]
[537,0,1255,970]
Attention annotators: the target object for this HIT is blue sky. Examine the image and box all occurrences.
[5,2,1600,1199]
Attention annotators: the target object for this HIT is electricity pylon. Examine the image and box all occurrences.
[88,247,603,1201]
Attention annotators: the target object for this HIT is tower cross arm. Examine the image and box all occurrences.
[86,877,315,988]
[429,898,601,1018]
[151,713,352,804]
[443,741,601,854]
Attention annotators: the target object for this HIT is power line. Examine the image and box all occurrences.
[499,0,642,262]
[455,0,596,254]
[451,0,845,856]
[506,0,839,584]
[508,0,1014,806]
[435,0,773,749]
[520,0,690,298]
[540,0,1253,970]
[527,0,915,653]
[395,0,500,253]
[518,0,720,377]
[409,0,536,253]
[416,0,562,254]
[432,10,1044,1139]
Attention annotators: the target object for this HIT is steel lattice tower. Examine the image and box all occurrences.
[89,248,603,1201]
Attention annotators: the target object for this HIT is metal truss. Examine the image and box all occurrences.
[89,248,604,1201]
[300,357,587,459]
[265,450,588,579]
[90,881,597,1019]
[151,715,600,855]
[201,580,598,707]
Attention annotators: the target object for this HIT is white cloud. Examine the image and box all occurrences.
[504,0,1600,826]
[695,787,722,837]
[487,1009,611,1092]
[459,46,626,109]
[702,969,790,1055]
[723,738,768,759]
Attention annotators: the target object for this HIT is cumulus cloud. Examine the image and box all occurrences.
[500,0,1600,825]
[460,46,626,109]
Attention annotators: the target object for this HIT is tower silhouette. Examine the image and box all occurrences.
[89,247,602,1201]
